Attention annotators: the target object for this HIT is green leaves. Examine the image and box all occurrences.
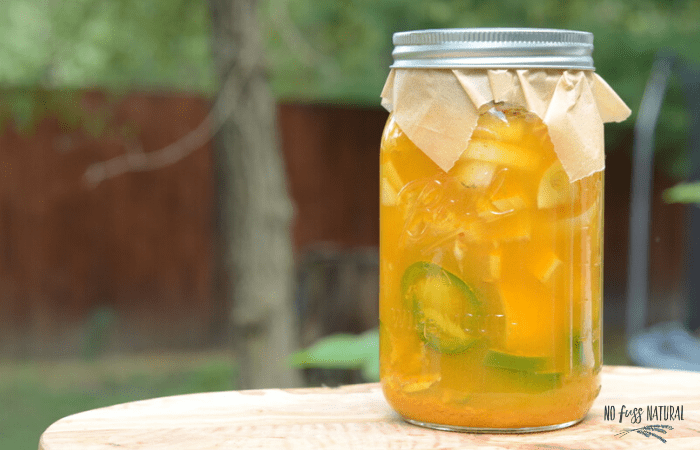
[260,0,700,109]
[0,0,215,92]
[290,328,379,382]
[663,181,700,205]
[0,1,51,85]
[0,0,215,131]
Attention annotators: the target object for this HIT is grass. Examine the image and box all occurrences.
[0,351,237,450]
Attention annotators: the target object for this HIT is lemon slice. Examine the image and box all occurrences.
[491,195,528,213]
[529,250,563,284]
[382,160,403,188]
[381,177,398,206]
[451,160,496,188]
[381,159,405,206]
[537,161,577,208]
[488,248,502,280]
[470,103,531,143]
[463,139,539,170]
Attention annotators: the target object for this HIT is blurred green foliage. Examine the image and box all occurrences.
[262,0,699,104]
[0,0,215,91]
[0,0,698,176]
[290,328,379,382]
[0,355,237,450]
[260,0,700,178]
[0,0,215,134]
[664,181,700,205]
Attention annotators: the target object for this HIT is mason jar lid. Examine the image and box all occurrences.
[391,28,594,70]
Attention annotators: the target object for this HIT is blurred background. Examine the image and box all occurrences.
[1,0,699,448]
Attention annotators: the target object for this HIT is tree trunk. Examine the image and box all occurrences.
[207,0,301,389]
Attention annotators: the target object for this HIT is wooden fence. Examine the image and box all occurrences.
[0,91,217,357]
[0,91,687,358]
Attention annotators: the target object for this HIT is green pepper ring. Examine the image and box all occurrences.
[401,261,483,354]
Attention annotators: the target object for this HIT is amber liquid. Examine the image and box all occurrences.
[379,104,602,430]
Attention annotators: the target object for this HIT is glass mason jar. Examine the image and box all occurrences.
[379,29,628,432]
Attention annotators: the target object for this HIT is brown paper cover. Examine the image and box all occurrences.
[380,69,631,181]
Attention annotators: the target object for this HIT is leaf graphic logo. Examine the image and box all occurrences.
[616,424,674,443]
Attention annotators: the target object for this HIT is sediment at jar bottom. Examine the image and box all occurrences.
[381,374,601,430]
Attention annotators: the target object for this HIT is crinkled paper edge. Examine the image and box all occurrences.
[380,68,631,181]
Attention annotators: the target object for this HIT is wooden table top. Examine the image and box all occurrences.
[39,366,700,450]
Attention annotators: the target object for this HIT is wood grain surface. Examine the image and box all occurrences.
[39,366,700,450]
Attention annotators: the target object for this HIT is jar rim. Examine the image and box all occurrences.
[391,28,595,70]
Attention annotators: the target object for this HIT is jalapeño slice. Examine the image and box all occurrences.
[401,262,482,353]
[483,350,549,372]
[484,350,562,392]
